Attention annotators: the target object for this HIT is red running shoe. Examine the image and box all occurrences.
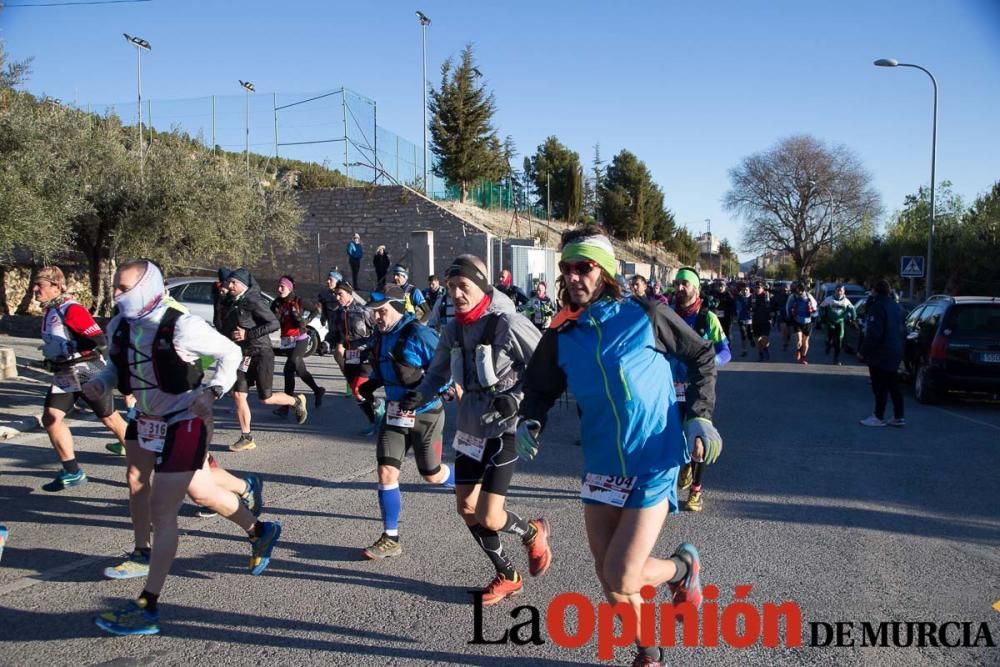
[525,518,552,577]
[667,542,702,609]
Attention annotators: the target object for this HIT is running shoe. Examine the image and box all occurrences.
[249,521,282,575]
[196,505,218,518]
[685,490,704,512]
[241,475,264,517]
[859,415,886,427]
[480,572,523,606]
[105,441,126,456]
[272,406,289,419]
[524,518,552,577]
[103,549,150,580]
[0,525,8,564]
[314,387,326,408]
[630,650,665,666]
[229,434,257,452]
[363,533,402,560]
[667,542,703,609]
[886,418,906,428]
[293,394,309,424]
[678,463,693,491]
[95,599,159,636]
[42,469,87,492]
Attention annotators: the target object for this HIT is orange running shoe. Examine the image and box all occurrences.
[481,572,523,606]
[524,518,552,577]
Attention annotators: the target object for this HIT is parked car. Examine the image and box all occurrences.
[165,277,327,357]
[900,295,1000,404]
[816,282,867,305]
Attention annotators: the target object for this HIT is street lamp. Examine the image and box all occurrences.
[240,79,255,175]
[416,10,431,194]
[874,57,938,297]
[122,33,151,162]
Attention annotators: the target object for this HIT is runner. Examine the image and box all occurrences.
[270,275,325,418]
[328,281,379,434]
[670,267,730,512]
[648,280,670,306]
[399,254,551,605]
[423,274,446,316]
[220,268,308,452]
[787,282,818,364]
[735,283,753,357]
[390,264,429,318]
[84,259,280,636]
[522,281,556,331]
[33,266,128,491]
[516,226,721,667]
[750,281,773,361]
[629,275,649,301]
[819,285,856,365]
[495,269,528,308]
[357,285,456,559]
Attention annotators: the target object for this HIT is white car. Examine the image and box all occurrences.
[165,277,328,357]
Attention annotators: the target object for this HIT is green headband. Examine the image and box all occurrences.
[561,235,617,278]
[675,268,700,285]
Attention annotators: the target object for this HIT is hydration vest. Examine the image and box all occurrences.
[111,305,204,395]
[375,320,424,389]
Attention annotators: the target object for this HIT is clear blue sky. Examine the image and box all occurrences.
[3,0,999,259]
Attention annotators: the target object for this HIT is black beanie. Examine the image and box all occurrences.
[445,256,490,293]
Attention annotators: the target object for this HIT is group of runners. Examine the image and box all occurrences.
[22,224,728,667]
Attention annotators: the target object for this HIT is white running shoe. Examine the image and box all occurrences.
[859,415,886,427]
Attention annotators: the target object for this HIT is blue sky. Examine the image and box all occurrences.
[3,0,999,259]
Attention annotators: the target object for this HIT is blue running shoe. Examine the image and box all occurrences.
[249,521,281,575]
[241,475,264,518]
[95,599,160,636]
[42,469,87,492]
[0,525,8,564]
[103,549,150,580]
[667,542,702,609]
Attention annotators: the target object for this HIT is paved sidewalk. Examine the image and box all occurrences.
[0,335,51,440]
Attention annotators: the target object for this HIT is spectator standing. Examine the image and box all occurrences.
[858,280,905,427]
[373,245,391,289]
[347,233,364,289]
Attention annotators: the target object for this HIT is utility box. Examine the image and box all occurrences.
[409,230,434,285]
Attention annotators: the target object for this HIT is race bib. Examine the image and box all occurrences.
[137,416,168,453]
[51,367,81,394]
[239,356,252,373]
[581,473,637,507]
[386,402,416,428]
[345,349,362,365]
[673,381,687,403]
[453,430,487,462]
[280,336,297,350]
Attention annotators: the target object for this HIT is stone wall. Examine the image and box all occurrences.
[252,185,495,293]
[0,265,92,316]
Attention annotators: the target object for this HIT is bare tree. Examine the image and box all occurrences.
[724,135,882,278]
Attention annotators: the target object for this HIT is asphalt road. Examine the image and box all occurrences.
[1,334,998,666]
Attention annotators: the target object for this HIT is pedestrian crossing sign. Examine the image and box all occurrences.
[900,256,925,278]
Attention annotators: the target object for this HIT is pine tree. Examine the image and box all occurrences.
[599,149,669,241]
[525,136,583,221]
[427,45,504,202]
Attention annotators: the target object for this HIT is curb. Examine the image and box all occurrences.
[0,413,42,441]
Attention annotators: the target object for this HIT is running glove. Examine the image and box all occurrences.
[515,419,541,460]
[685,417,723,464]
[398,390,423,412]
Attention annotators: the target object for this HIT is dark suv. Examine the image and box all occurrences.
[902,295,1000,403]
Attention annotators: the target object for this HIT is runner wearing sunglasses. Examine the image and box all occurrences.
[398,254,551,606]
[516,226,721,667]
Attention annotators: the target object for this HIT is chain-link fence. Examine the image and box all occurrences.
[74,87,549,218]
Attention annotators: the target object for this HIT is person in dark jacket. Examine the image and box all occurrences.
[347,233,364,288]
[329,282,378,434]
[213,266,231,331]
[858,280,905,427]
[495,269,528,308]
[373,246,391,289]
[270,275,325,417]
[220,268,309,451]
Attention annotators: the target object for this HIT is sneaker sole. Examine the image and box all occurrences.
[42,477,88,492]
[362,547,402,560]
[528,518,552,577]
[480,587,523,606]
[672,543,703,609]
[103,567,150,580]
[251,523,282,576]
[94,617,160,636]
[229,442,257,452]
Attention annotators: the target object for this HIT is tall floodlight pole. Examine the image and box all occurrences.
[240,80,255,176]
[416,11,431,194]
[874,58,938,296]
[122,33,151,165]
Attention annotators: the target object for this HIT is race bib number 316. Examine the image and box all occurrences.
[137,416,168,453]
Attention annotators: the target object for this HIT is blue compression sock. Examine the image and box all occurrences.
[377,483,401,536]
[440,464,455,489]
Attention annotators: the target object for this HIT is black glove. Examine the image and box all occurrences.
[481,393,518,426]
[398,390,423,412]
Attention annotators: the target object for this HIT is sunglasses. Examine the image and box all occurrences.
[559,259,599,276]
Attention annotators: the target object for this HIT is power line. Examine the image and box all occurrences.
[4,0,151,7]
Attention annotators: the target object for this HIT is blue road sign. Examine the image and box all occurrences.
[900,256,925,278]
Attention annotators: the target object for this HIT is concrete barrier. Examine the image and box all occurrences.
[0,347,17,381]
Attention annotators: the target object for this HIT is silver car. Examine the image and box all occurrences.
[165,277,328,357]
